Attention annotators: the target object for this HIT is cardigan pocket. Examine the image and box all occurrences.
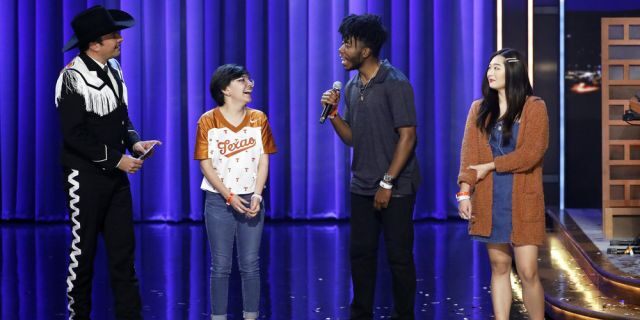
[521,193,544,222]
[523,172,541,193]
[522,193,544,222]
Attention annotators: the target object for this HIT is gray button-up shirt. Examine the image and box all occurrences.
[342,60,421,196]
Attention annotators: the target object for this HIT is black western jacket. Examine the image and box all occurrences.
[55,53,140,172]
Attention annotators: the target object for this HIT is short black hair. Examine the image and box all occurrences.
[209,64,249,106]
[338,14,388,58]
[79,36,103,53]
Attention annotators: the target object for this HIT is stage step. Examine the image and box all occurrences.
[539,210,640,319]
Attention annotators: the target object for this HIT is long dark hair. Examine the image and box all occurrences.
[476,48,533,143]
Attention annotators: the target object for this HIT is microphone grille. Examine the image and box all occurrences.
[333,81,342,90]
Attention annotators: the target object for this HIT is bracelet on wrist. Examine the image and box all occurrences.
[251,194,263,202]
[379,180,393,190]
[456,191,471,202]
[225,193,235,206]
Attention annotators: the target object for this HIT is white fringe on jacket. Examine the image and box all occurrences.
[55,56,128,117]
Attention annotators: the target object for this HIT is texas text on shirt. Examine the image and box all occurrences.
[194,107,277,194]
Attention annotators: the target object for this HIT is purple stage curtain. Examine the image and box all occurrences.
[0,0,494,221]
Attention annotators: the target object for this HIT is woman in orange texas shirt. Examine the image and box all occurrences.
[194,64,276,320]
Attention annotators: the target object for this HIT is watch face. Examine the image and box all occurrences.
[383,174,393,182]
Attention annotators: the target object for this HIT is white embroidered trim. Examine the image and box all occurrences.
[66,169,81,319]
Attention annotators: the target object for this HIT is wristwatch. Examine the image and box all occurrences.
[382,173,395,183]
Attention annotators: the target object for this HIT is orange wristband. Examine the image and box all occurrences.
[225,193,235,206]
[456,191,471,202]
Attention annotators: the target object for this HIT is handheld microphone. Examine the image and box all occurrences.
[320,81,342,124]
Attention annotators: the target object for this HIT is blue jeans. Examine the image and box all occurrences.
[204,192,264,320]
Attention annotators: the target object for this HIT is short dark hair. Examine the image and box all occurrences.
[79,36,103,53]
[338,14,388,58]
[209,64,249,106]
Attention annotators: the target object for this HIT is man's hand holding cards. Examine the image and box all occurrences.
[133,140,162,160]
[138,143,158,160]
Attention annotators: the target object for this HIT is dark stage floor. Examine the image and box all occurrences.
[1,221,532,319]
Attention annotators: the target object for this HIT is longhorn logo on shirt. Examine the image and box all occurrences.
[217,137,257,157]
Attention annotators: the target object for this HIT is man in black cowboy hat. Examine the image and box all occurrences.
[55,5,160,319]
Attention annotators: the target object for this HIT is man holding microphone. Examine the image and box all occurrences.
[320,14,421,320]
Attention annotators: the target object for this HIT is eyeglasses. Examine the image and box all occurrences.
[235,77,255,87]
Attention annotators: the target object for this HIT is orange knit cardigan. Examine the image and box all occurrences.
[458,96,549,246]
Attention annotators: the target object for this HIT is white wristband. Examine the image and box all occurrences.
[456,195,471,202]
[379,180,393,190]
[251,194,263,202]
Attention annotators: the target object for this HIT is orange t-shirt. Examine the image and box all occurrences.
[194,107,277,194]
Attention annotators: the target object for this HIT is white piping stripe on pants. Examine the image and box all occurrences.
[66,169,81,319]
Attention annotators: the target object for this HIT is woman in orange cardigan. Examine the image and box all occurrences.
[457,48,548,320]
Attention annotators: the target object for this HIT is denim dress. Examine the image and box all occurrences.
[472,120,520,244]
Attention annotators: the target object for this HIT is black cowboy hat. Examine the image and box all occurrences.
[62,5,135,52]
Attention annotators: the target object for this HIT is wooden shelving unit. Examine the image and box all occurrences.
[601,18,640,239]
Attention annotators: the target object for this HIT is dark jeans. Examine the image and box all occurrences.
[349,193,416,320]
